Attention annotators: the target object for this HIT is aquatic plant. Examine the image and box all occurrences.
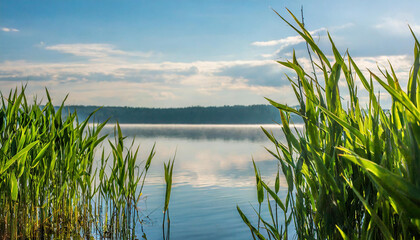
[239,9,420,239]
[0,87,155,239]
[163,157,175,240]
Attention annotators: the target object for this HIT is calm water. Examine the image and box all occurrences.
[100,124,302,239]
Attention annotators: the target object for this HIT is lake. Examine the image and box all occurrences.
[100,124,302,239]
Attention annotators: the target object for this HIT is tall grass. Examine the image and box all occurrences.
[163,157,175,240]
[0,87,155,239]
[239,9,420,239]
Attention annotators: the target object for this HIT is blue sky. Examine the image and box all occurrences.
[1,0,420,107]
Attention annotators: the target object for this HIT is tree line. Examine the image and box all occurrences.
[64,104,302,124]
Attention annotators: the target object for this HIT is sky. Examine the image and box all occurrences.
[1,0,420,108]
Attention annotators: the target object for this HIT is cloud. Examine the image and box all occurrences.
[251,35,304,47]
[0,58,292,93]
[1,27,19,32]
[216,62,291,87]
[45,43,153,60]
[0,58,292,107]
[375,18,420,36]
[252,23,353,48]
[0,39,413,108]
[251,28,326,47]
[252,23,358,59]
[251,28,327,58]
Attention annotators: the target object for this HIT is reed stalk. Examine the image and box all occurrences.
[0,87,156,239]
[239,9,420,239]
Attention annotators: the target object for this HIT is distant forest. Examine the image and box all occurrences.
[64,105,303,124]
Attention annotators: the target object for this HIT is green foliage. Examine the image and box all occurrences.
[239,9,420,239]
[163,158,175,213]
[163,157,175,240]
[0,87,155,239]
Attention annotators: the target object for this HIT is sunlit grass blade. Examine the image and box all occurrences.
[1,141,38,175]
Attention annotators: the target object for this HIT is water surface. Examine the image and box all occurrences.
[100,124,301,239]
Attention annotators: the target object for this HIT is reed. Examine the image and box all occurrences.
[239,9,420,239]
[163,157,175,240]
[0,87,155,239]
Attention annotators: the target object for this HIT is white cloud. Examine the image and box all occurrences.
[0,45,413,108]
[251,28,326,47]
[252,28,327,58]
[252,23,353,48]
[45,43,153,60]
[252,35,304,47]
[375,18,420,35]
[1,27,19,32]
[0,58,291,107]
[0,59,278,81]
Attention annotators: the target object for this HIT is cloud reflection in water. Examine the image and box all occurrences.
[100,124,302,188]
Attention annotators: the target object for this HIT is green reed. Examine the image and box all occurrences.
[0,87,155,239]
[239,9,420,239]
[163,157,175,240]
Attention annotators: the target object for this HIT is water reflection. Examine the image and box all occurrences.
[100,124,300,141]
[97,124,302,239]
